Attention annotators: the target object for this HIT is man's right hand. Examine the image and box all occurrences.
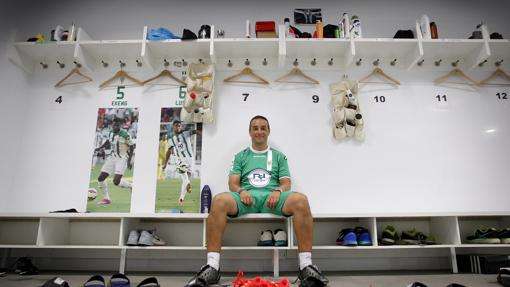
[239,190,253,206]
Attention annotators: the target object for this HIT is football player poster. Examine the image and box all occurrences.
[155,107,202,213]
[87,108,139,212]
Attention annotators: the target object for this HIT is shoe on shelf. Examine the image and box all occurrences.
[126,230,140,246]
[257,230,274,246]
[498,228,510,244]
[298,264,329,285]
[354,226,372,246]
[138,229,166,246]
[380,225,399,245]
[185,264,221,287]
[466,227,501,244]
[336,228,357,246]
[273,229,288,246]
[397,229,422,245]
[97,198,112,206]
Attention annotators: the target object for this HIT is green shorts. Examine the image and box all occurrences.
[228,189,292,217]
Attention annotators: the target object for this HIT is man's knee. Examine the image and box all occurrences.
[211,193,235,212]
[288,192,311,213]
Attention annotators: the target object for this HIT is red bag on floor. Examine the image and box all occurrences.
[233,271,289,287]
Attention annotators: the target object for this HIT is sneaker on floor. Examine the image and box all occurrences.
[354,226,372,246]
[336,228,357,246]
[298,264,329,285]
[126,230,140,246]
[257,230,274,246]
[185,264,221,287]
[97,198,112,206]
[466,227,501,244]
[274,229,288,246]
[14,257,39,276]
[380,225,399,245]
[138,229,166,246]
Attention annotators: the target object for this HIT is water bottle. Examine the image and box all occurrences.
[351,15,362,38]
[284,18,295,38]
[342,13,350,38]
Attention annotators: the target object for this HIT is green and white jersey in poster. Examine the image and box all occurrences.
[107,129,134,159]
[230,146,290,191]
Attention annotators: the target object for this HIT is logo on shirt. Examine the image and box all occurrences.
[247,169,271,188]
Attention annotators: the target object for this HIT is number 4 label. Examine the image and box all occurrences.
[55,96,63,104]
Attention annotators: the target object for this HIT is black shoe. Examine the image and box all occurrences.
[14,257,39,276]
[185,264,220,287]
[298,264,328,285]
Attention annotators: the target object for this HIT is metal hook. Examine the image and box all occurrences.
[57,61,65,69]
[390,59,397,66]
[262,58,268,66]
[451,60,460,67]
[328,58,333,66]
[372,59,380,66]
[136,60,142,67]
[311,58,317,66]
[227,60,233,67]
[101,60,109,68]
[164,59,170,67]
[182,59,188,66]
[434,59,442,67]
[356,58,362,66]
[73,61,82,68]
[244,59,250,66]
[119,60,126,68]
[199,58,204,64]
[293,58,299,66]
[478,59,487,67]
[40,62,48,69]
[417,59,424,66]
[495,59,504,67]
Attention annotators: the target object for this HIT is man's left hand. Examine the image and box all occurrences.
[266,191,281,209]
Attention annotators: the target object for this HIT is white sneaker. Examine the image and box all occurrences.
[138,230,166,246]
[257,230,274,246]
[273,229,288,246]
[126,230,140,246]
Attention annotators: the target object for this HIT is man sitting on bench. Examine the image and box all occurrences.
[185,115,328,287]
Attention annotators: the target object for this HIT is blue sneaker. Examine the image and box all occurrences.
[336,228,357,246]
[355,226,372,246]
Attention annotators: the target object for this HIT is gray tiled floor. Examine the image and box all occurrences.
[0,272,501,287]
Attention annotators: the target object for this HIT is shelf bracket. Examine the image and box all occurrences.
[272,249,279,278]
[119,248,127,274]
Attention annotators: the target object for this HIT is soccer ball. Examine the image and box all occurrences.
[88,188,98,201]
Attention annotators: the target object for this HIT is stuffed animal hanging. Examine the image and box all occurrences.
[181,63,215,124]
[330,80,364,141]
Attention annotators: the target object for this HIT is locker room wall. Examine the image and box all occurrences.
[0,0,509,213]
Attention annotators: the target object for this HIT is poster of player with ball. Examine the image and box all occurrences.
[155,107,202,213]
[87,108,139,212]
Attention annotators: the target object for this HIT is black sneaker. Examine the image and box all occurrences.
[185,264,220,287]
[298,264,329,285]
[14,257,39,275]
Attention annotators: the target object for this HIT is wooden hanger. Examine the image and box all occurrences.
[223,67,269,84]
[142,69,186,86]
[359,67,400,86]
[275,67,319,84]
[55,68,93,88]
[434,68,478,85]
[99,70,143,89]
[478,68,510,86]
